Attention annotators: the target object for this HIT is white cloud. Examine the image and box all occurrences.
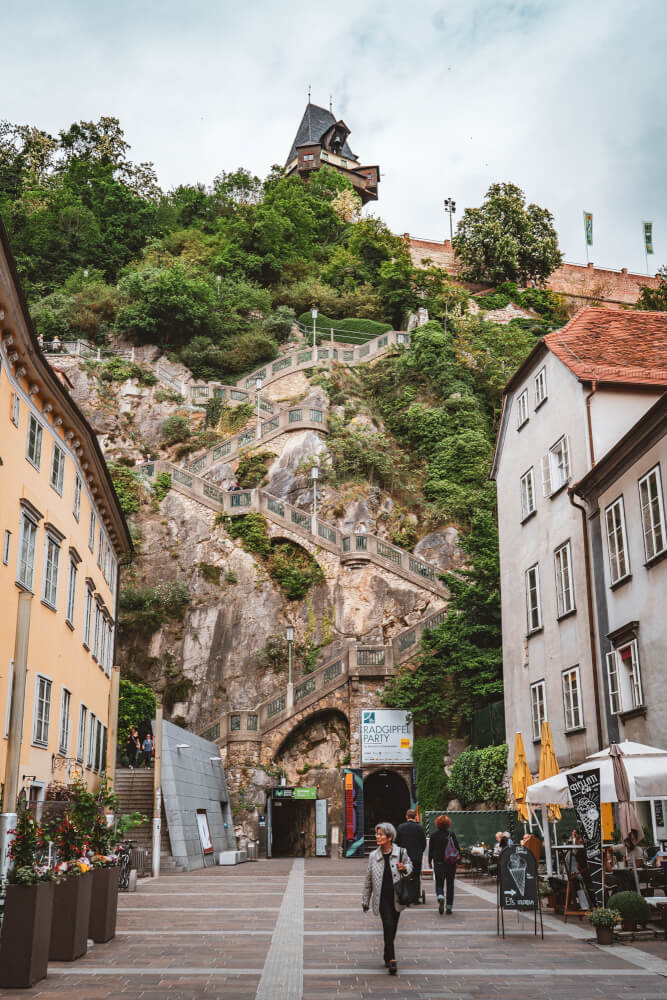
[6,0,666,273]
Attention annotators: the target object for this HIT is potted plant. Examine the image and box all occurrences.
[607,891,652,932]
[588,907,620,945]
[49,815,93,961]
[88,813,121,943]
[0,809,58,988]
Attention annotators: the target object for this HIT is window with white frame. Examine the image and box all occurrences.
[605,497,630,584]
[93,718,104,772]
[99,614,107,668]
[86,713,96,768]
[638,465,666,561]
[105,622,114,674]
[88,511,96,552]
[520,468,536,520]
[58,688,71,755]
[92,603,101,659]
[516,389,529,428]
[33,675,52,747]
[26,414,43,469]
[11,392,20,426]
[4,660,14,738]
[554,541,575,617]
[542,434,571,496]
[76,705,87,763]
[97,530,103,569]
[103,541,110,583]
[562,666,583,731]
[530,680,547,741]
[66,559,77,625]
[50,444,65,494]
[525,564,542,633]
[83,586,93,647]
[42,534,60,608]
[73,474,82,521]
[3,529,10,565]
[606,638,644,714]
[534,366,547,407]
[17,513,38,590]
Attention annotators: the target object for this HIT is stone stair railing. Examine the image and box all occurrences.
[199,601,450,746]
[140,461,446,597]
[185,404,328,475]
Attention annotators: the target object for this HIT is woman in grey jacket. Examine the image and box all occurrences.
[362,822,413,975]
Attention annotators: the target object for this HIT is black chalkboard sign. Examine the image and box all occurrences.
[498,845,538,909]
[496,844,543,938]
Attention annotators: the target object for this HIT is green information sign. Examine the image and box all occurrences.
[293,787,317,800]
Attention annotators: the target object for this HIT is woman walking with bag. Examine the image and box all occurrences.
[362,822,413,976]
[428,814,460,915]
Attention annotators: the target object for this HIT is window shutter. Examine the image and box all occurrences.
[541,454,552,497]
[563,435,571,480]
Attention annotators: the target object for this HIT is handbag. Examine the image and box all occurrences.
[394,848,412,906]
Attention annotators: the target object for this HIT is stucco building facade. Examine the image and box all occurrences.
[0,219,132,809]
[491,308,667,774]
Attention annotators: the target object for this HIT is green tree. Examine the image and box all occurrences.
[116,265,216,346]
[453,182,562,285]
[635,266,667,310]
[413,736,449,811]
[384,512,502,730]
[117,678,157,743]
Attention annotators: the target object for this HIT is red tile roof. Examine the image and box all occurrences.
[545,306,667,386]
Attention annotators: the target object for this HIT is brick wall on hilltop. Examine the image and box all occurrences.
[403,233,661,309]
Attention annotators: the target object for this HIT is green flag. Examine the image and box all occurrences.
[583,211,593,247]
[643,221,654,255]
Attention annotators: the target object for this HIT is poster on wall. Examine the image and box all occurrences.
[196,809,214,855]
[566,767,603,907]
[361,710,413,764]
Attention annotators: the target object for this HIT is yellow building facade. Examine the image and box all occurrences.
[0,221,131,809]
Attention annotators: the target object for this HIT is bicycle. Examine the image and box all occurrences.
[117,838,135,891]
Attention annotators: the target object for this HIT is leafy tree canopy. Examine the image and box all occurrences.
[453,182,562,285]
[634,266,667,310]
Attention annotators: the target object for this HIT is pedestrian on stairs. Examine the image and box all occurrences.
[126,728,139,769]
[142,732,154,768]
[362,822,412,976]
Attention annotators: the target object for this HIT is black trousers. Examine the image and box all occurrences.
[379,892,400,962]
[406,852,423,902]
[433,861,456,907]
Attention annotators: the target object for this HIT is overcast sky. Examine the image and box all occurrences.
[7,0,666,274]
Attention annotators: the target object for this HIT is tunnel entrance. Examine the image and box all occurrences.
[363,770,411,839]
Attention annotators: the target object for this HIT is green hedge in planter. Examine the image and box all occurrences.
[607,891,651,926]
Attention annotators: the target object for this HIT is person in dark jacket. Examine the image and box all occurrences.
[395,809,427,904]
[428,814,460,915]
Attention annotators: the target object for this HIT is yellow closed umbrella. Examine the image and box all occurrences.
[538,721,561,822]
[512,732,533,823]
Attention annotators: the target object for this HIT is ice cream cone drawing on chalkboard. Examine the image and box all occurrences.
[508,851,527,896]
[579,796,600,840]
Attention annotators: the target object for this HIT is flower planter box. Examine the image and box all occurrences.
[595,926,614,945]
[89,866,120,943]
[0,882,55,988]
[49,871,93,961]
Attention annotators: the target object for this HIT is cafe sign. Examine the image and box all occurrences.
[272,786,317,800]
[361,709,413,764]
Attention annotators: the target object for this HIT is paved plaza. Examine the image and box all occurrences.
[1,859,665,999]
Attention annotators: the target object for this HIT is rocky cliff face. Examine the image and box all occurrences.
[57,348,465,837]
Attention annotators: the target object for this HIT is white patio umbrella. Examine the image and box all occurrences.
[526,741,667,806]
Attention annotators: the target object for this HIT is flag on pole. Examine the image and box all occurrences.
[583,211,593,246]
[643,221,654,254]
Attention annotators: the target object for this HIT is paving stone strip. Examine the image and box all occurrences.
[255,857,304,1000]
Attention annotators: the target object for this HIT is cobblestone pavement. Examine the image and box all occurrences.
[0,859,665,999]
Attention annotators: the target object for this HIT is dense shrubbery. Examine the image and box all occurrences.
[162,414,190,444]
[474,281,568,325]
[118,678,156,741]
[236,450,275,488]
[296,311,391,344]
[447,744,508,806]
[413,736,449,811]
[223,513,323,600]
[96,357,157,385]
[119,581,191,632]
[109,462,143,515]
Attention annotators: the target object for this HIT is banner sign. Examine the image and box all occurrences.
[583,211,594,246]
[498,844,538,910]
[343,768,365,857]
[315,798,328,856]
[644,221,654,254]
[566,767,604,907]
[361,709,413,764]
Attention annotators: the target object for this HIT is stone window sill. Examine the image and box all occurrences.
[564,726,586,737]
[618,705,647,722]
[557,608,577,623]
[526,626,543,640]
[645,547,667,570]
[610,573,632,591]
[521,509,537,525]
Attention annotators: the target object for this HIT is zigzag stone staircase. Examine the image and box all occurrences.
[140,324,447,749]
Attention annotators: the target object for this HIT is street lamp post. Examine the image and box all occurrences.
[286,625,294,710]
[255,377,262,439]
[216,274,221,299]
[311,308,318,351]
[311,465,319,535]
[443,197,456,243]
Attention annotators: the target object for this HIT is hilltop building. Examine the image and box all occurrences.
[0,218,132,815]
[285,101,379,204]
[490,308,667,792]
